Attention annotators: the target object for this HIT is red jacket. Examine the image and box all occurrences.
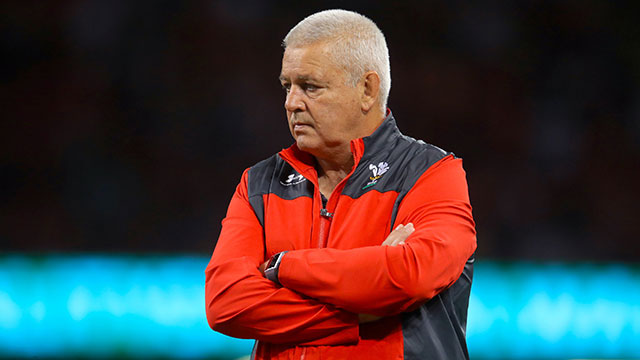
[205,113,477,359]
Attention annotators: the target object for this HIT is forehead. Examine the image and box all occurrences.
[280,43,345,82]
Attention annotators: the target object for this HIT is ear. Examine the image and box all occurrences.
[360,71,381,113]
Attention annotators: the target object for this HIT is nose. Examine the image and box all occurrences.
[284,86,305,113]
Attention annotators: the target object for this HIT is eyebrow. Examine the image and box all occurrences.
[279,74,316,83]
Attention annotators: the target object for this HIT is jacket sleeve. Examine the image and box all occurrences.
[277,156,477,316]
[205,169,359,345]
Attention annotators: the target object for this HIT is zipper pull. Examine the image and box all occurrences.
[320,208,333,218]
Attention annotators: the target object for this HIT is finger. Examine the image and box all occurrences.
[382,225,403,246]
[388,233,404,246]
[383,223,415,246]
[389,236,405,246]
[390,224,414,246]
[381,235,396,246]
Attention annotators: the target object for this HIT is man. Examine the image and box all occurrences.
[205,9,477,360]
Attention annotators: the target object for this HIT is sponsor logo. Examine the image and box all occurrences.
[362,161,389,190]
[280,173,306,186]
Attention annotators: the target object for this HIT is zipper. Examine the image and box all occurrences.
[317,181,347,248]
[315,158,362,248]
[320,209,333,218]
[278,141,364,250]
[317,207,332,248]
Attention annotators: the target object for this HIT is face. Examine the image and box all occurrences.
[279,42,364,158]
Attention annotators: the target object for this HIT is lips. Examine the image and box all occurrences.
[292,119,312,127]
[291,120,313,132]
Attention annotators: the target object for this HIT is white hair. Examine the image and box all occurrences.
[283,9,391,113]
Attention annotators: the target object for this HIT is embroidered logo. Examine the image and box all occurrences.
[280,173,306,186]
[362,162,389,190]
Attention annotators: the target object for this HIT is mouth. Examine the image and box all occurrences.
[289,113,314,135]
[291,121,313,131]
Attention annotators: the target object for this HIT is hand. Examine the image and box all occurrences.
[381,223,414,246]
[258,259,269,275]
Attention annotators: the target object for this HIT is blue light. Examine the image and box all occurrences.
[467,262,640,359]
[0,255,253,359]
[1,255,639,359]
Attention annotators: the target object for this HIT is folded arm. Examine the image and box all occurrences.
[205,170,359,345]
[276,156,477,316]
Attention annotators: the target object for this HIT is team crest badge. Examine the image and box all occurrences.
[362,162,389,189]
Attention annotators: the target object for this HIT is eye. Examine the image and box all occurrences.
[281,83,291,93]
[303,84,318,92]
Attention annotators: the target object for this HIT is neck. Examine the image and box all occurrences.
[361,107,385,138]
[314,144,354,198]
[315,145,354,180]
[313,108,386,196]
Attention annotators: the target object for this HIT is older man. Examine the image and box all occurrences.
[205,9,477,360]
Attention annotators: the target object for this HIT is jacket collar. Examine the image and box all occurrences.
[358,110,400,163]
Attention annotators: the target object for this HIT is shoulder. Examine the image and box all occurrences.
[382,131,455,184]
[364,113,453,170]
[244,154,282,197]
[247,154,282,181]
[245,154,312,200]
[345,130,456,197]
[394,132,453,169]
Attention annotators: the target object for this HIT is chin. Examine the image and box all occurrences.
[295,140,312,152]
[295,139,320,155]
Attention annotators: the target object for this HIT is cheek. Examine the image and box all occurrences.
[287,117,296,137]
[332,91,360,113]
[335,101,360,126]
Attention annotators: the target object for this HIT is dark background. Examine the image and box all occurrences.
[2,1,639,260]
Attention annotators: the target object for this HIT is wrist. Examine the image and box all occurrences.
[264,251,287,286]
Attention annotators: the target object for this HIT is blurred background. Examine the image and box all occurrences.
[1,1,639,359]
